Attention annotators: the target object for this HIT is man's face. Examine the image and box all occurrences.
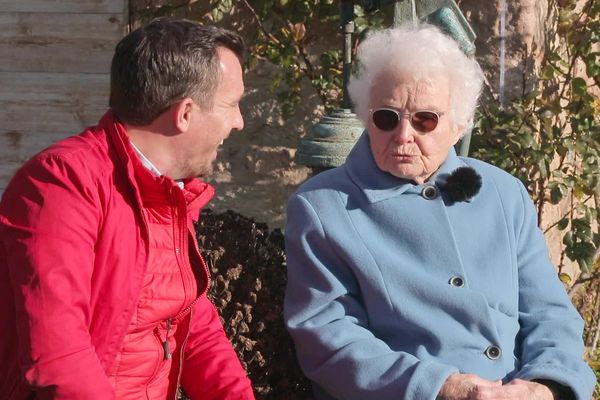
[367,70,461,184]
[179,47,245,178]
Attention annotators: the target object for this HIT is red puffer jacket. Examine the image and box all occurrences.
[0,111,254,399]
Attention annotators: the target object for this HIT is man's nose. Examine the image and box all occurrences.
[232,107,244,131]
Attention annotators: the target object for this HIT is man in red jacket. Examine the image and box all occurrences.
[0,17,255,399]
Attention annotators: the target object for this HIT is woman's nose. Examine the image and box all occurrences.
[392,115,414,144]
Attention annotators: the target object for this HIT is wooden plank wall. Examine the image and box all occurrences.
[0,0,127,191]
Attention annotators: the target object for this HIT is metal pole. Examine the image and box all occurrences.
[341,0,355,109]
[294,0,365,170]
[393,0,417,26]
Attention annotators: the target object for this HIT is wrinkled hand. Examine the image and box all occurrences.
[437,373,501,400]
[472,379,554,400]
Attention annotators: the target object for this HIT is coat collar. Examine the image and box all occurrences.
[345,132,467,204]
[99,111,214,218]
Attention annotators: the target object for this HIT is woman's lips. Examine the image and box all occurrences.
[391,154,417,161]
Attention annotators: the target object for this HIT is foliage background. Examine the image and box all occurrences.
[132,0,600,396]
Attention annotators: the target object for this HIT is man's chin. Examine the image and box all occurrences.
[194,163,214,179]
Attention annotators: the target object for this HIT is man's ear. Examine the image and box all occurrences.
[173,98,195,133]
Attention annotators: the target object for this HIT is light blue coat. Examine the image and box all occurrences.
[284,133,595,400]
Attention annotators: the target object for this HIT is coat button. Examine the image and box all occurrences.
[449,275,464,287]
[421,185,438,200]
[485,345,501,360]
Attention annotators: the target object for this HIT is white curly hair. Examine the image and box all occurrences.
[348,23,484,134]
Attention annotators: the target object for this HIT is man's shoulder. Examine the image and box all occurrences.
[0,126,119,227]
[37,126,108,160]
[2,126,118,205]
[21,126,112,174]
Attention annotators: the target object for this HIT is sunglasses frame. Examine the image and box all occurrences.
[369,107,444,134]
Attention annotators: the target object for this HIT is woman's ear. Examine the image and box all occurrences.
[173,98,195,133]
[451,122,467,145]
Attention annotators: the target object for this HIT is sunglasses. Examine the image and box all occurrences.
[370,108,443,133]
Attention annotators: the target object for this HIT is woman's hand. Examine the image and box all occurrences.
[437,373,501,399]
[438,375,555,400]
[474,379,554,399]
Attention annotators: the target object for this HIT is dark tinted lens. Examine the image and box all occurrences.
[372,109,399,131]
[411,111,439,132]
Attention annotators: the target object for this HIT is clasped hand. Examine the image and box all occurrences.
[437,373,554,400]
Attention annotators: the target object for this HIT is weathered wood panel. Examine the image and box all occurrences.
[0,12,124,40]
[0,71,109,136]
[1,105,108,136]
[0,131,71,192]
[0,71,109,100]
[0,42,115,73]
[0,94,107,191]
[0,0,126,14]
[0,161,23,192]
[0,12,124,73]
[0,0,127,195]
[0,131,72,163]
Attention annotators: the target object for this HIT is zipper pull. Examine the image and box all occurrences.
[163,318,172,360]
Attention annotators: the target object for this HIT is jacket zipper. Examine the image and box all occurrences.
[146,318,172,396]
[189,228,211,294]
[173,308,194,400]
[171,184,211,298]
[163,318,172,360]
[172,187,196,304]
[169,185,210,398]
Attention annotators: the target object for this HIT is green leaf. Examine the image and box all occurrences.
[572,77,588,97]
[559,272,572,284]
[578,258,590,274]
[563,232,574,247]
[210,8,223,22]
[550,185,564,204]
[540,65,555,80]
[557,218,569,230]
[584,52,600,76]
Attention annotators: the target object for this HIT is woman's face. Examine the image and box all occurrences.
[367,71,462,184]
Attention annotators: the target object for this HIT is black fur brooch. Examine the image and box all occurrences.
[440,166,482,203]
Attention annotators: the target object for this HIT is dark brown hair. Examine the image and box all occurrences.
[109,17,245,126]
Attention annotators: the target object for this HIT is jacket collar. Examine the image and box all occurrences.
[99,111,214,218]
[345,132,467,204]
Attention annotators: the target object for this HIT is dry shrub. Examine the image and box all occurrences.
[195,209,313,399]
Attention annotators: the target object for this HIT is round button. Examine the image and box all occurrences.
[449,275,464,287]
[485,345,501,360]
[421,185,438,200]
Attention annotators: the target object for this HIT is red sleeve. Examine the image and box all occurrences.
[0,155,116,399]
[181,295,255,400]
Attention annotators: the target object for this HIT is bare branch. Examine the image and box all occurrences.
[239,0,283,47]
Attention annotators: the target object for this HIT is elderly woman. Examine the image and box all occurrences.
[283,24,595,400]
